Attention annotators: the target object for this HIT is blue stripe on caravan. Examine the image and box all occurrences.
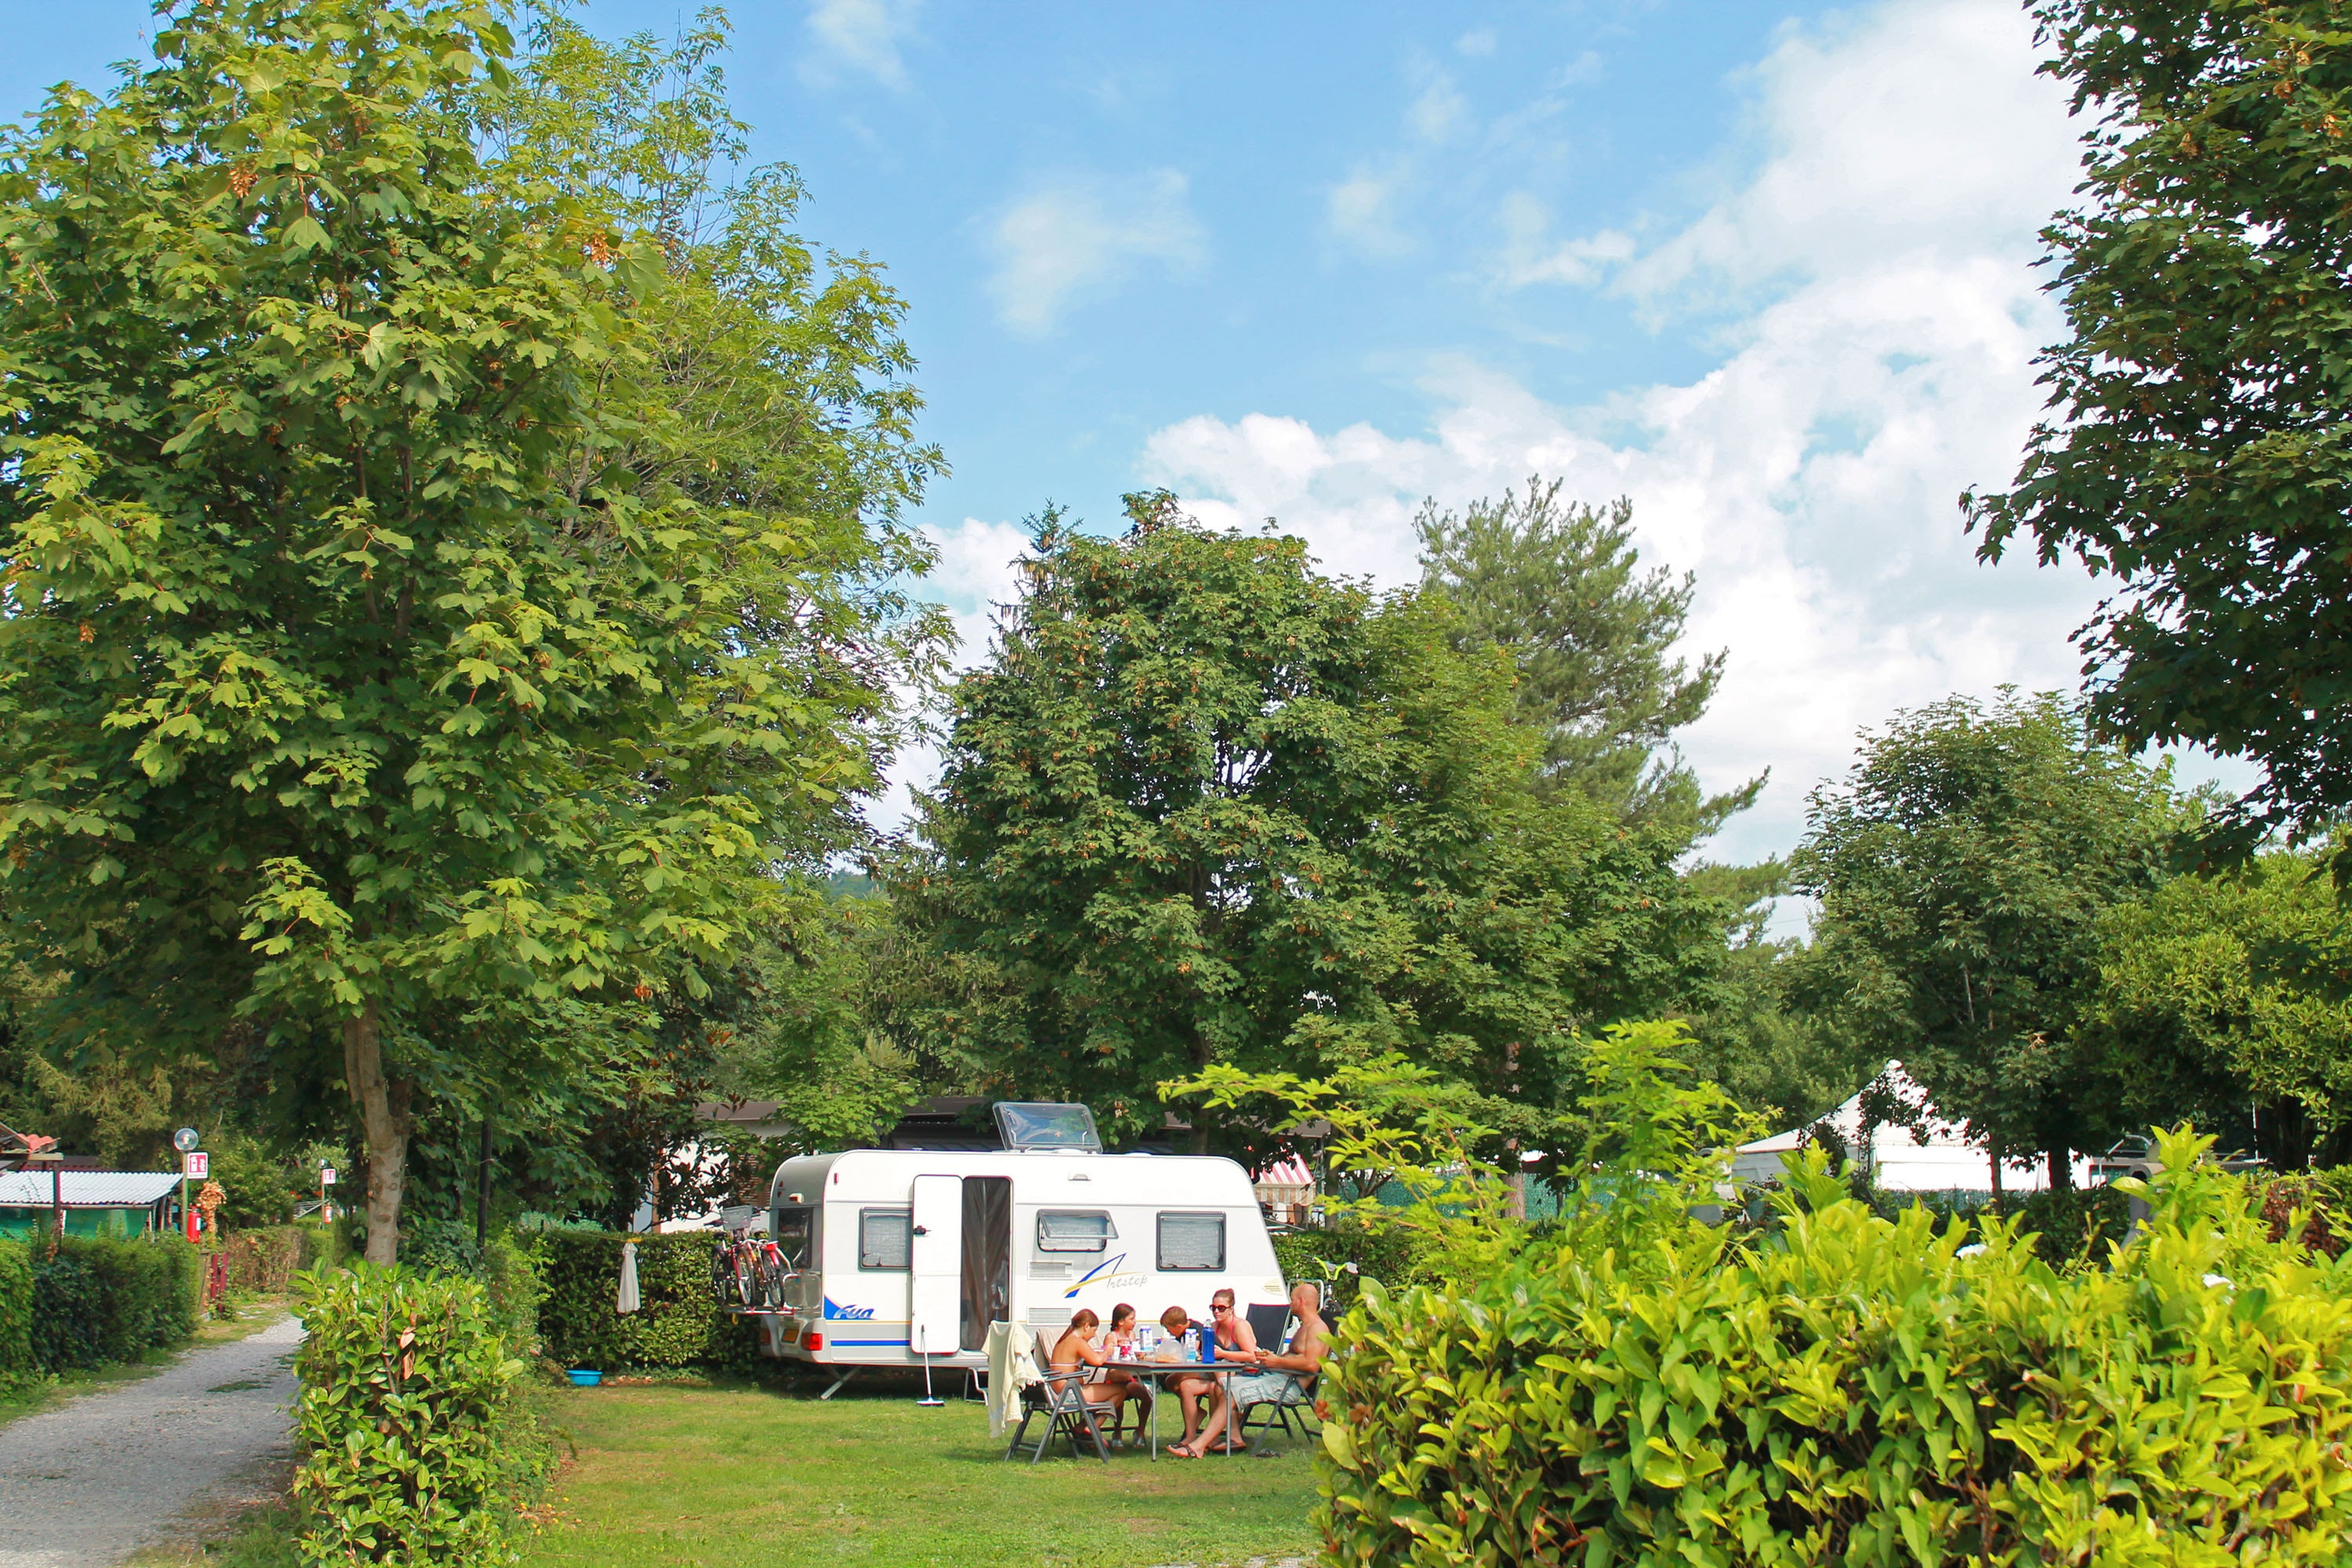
[830,1338,913,1347]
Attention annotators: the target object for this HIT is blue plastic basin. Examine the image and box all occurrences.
[566,1369,601,1387]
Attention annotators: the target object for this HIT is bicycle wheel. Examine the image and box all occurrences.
[732,1248,759,1308]
[710,1242,734,1301]
[754,1247,786,1311]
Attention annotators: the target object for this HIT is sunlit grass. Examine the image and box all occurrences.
[521,1374,1321,1568]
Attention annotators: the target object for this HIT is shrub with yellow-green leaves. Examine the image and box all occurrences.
[1319,1130,2352,1566]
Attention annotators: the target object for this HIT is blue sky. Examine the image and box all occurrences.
[0,0,2252,872]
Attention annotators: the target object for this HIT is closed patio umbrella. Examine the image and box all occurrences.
[617,1239,641,1315]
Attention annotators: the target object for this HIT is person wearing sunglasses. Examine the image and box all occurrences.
[1168,1289,1258,1457]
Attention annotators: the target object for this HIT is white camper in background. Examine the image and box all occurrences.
[758,1103,1287,1374]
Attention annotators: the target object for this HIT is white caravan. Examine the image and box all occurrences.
[757,1103,1286,1374]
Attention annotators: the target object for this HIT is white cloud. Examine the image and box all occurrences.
[867,517,1035,834]
[1409,74,1472,143]
[1140,0,2103,869]
[1456,28,1498,58]
[1326,167,1414,256]
[986,169,1207,336]
[803,0,921,90]
[920,515,1033,661]
[1497,192,1635,287]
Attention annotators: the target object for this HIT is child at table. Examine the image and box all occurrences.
[1156,1304,1214,1450]
[1098,1304,1152,1445]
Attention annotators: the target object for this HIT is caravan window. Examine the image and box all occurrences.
[771,1206,816,1271]
[858,1208,911,1271]
[1156,1211,1225,1271]
[1035,1210,1116,1254]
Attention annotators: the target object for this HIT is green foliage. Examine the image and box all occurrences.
[531,1230,759,1373]
[711,895,922,1151]
[1966,0,2352,846]
[1415,478,1753,834]
[220,1225,307,1294]
[0,1239,30,1388]
[292,1262,546,1566]
[0,0,938,1261]
[909,496,1733,1155]
[1271,1225,1422,1317]
[1679,934,1878,1131]
[1893,1185,2136,1272]
[27,1234,200,1371]
[1176,1019,1755,1287]
[1794,690,2185,1182]
[1320,1130,2352,1566]
[2090,848,2352,1165]
[1172,1053,1521,1281]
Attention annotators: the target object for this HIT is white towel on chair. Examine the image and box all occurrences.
[985,1321,1033,1436]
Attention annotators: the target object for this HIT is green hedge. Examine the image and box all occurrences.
[29,1235,199,1371]
[532,1230,759,1372]
[1320,1139,2352,1566]
[0,1240,30,1388]
[220,1225,306,1294]
[1890,1184,2135,1270]
[1272,1224,1423,1317]
[292,1263,548,1566]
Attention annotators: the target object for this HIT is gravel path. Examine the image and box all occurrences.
[0,1315,303,1568]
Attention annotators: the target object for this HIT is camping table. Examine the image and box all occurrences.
[1115,1360,1253,1459]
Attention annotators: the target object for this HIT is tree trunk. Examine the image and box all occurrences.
[2045,1143,2072,1192]
[1989,1140,2004,1203]
[475,1116,492,1254]
[344,1003,409,1266]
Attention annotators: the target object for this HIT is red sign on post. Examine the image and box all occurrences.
[183,1151,209,1179]
[320,1167,337,1185]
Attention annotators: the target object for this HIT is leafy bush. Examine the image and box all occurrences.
[532,1230,758,1372]
[292,1263,546,1566]
[2255,1167,2352,1258]
[1272,1225,1421,1316]
[220,1226,306,1294]
[1893,1183,2134,1271]
[27,1236,199,1371]
[1319,1130,2352,1566]
[0,1240,31,1388]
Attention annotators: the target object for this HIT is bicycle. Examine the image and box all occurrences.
[710,1218,788,1310]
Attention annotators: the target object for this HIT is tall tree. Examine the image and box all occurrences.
[2088,849,2352,1167]
[1965,0,2352,851]
[0,2,937,1259]
[902,494,1730,1159]
[1417,478,1756,833]
[1792,691,2183,1187]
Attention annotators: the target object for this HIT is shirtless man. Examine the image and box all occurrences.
[1174,1282,1326,1457]
[1047,1308,1131,1438]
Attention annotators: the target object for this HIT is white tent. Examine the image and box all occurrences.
[1728,1063,2092,1192]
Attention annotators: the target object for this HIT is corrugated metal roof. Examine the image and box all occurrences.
[0,1171,183,1207]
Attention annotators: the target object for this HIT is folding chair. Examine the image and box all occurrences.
[1002,1330,1114,1464]
[1237,1302,1315,1446]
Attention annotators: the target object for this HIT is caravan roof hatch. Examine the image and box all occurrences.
[992,1102,1102,1152]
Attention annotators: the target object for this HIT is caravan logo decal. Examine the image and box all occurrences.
[822,1298,876,1320]
[1064,1253,1148,1298]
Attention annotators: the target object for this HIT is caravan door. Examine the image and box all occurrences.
[909,1174,962,1359]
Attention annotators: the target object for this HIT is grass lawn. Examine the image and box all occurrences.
[523,1374,1323,1568]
